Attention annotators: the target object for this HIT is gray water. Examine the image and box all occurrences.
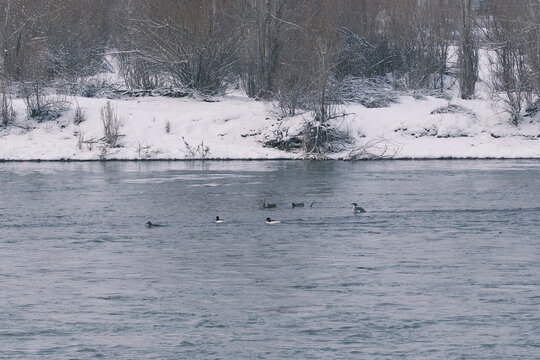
[1,160,539,359]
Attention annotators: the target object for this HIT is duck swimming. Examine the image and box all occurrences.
[215,216,225,223]
[146,221,154,227]
[352,203,366,213]
[266,217,280,224]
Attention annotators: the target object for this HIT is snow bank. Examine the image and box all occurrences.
[0,92,539,160]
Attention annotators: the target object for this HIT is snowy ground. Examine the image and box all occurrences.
[0,91,539,160]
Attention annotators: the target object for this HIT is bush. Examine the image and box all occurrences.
[1,85,16,127]
[73,101,86,125]
[100,101,124,147]
[182,137,210,159]
[22,84,69,122]
[341,77,398,108]
[302,121,351,158]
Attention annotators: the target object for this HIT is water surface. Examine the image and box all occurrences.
[1,160,539,359]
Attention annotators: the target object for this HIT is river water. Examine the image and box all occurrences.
[1,160,539,359]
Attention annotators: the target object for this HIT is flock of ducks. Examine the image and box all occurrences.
[146,200,366,227]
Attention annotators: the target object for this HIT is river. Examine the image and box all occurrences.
[1,160,539,359]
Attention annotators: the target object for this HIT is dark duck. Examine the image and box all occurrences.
[352,203,366,213]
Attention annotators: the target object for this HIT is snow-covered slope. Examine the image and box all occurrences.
[0,92,539,160]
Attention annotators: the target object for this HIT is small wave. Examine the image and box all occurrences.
[375,206,540,215]
[356,266,376,271]
[195,319,227,328]
[0,328,64,337]
[189,183,221,187]
[291,284,318,290]
[94,295,131,301]
[76,347,103,354]
[179,341,196,347]
[123,173,254,184]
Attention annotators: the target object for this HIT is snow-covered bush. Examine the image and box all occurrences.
[76,130,96,151]
[73,101,86,125]
[1,85,15,127]
[135,141,161,159]
[395,104,479,138]
[263,112,353,158]
[182,137,210,159]
[347,139,402,160]
[341,77,398,108]
[22,87,69,122]
[302,120,352,159]
[100,101,124,148]
[430,103,469,115]
[274,87,310,118]
[263,121,303,151]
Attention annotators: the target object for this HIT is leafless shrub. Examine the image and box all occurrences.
[485,47,532,126]
[117,52,164,90]
[272,66,313,117]
[100,101,124,147]
[77,130,85,150]
[525,99,540,118]
[99,144,109,159]
[302,120,352,159]
[135,140,161,159]
[1,84,16,127]
[23,89,70,122]
[73,101,86,125]
[264,112,354,157]
[119,1,242,95]
[263,122,303,151]
[341,77,398,108]
[274,88,310,118]
[431,103,468,115]
[182,137,210,159]
[75,129,97,151]
[481,2,536,126]
[347,139,402,160]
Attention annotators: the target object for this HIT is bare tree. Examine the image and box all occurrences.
[523,0,540,103]
[482,0,535,125]
[118,0,240,95]
[458,0,478,99]
[235,0,309,99]
[44,1,112,83]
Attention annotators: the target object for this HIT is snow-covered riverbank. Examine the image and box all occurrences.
[1,92,539,160]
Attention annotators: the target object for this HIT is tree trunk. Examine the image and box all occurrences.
[459,0,477,99]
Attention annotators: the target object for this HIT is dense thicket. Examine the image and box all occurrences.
[1,0,539,126]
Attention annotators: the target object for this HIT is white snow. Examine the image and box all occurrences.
[1,91,539,160]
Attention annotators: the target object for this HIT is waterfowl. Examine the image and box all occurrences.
[266,217,280,224]
[260,199,277,209]
[352,203,366,213]
[292,202,304,208]
[215,216,225,223]
[146,221,154,227]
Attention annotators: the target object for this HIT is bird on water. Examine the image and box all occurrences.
[352,203,366,213]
